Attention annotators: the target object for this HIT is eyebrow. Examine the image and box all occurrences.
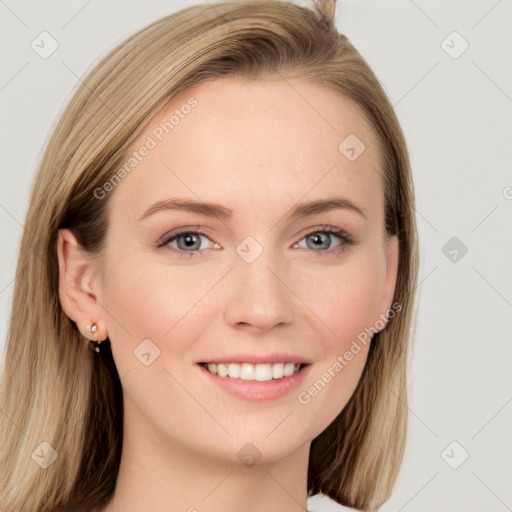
[138,196,366,222]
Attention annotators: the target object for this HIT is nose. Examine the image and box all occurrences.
[223,247,295,333]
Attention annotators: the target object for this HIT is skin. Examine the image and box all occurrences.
[58,77,398,512]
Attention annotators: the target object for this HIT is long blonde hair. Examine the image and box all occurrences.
[0,2,418,510]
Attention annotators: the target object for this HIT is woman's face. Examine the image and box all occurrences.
[94,77,398,464]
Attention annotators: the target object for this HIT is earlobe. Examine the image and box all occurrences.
[57,229,106,340]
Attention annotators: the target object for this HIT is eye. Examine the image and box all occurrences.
[157,227,219,259]
[158,225,354,259]
[292,226,353,254]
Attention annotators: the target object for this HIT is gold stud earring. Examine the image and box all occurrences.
[87,323,102,353]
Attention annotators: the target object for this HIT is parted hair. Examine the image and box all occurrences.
[0,1,418,511]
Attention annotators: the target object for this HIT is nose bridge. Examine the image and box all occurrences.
[223,238,295,331]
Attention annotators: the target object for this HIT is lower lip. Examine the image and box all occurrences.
[197,364,311,402]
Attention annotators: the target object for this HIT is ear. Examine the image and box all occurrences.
[57,229,107,341]
[374,234,399,329]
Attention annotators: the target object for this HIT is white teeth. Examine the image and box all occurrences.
[204,362,302,381]
[217,363,228,377]
[283,363,296,377]
[240,363,255,380]
[255,364,272,381]
[272,363,284,379]
[227,363,240,378]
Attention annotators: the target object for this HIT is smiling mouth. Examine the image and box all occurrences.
[198,362,308,382]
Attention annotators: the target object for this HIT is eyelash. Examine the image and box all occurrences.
[157,225,354,259]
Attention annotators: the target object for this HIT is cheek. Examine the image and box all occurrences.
[99,251,221,357]
[292,252,385,342]
[291,254,382,426]
[102,250,223,374]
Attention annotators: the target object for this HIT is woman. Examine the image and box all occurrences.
[0,1,418,511]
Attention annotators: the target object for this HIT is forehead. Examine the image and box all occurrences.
[108,77,384,225]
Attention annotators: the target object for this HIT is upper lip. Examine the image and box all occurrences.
[198,353,313,365]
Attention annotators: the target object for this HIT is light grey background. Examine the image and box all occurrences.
[1,1,511,511]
